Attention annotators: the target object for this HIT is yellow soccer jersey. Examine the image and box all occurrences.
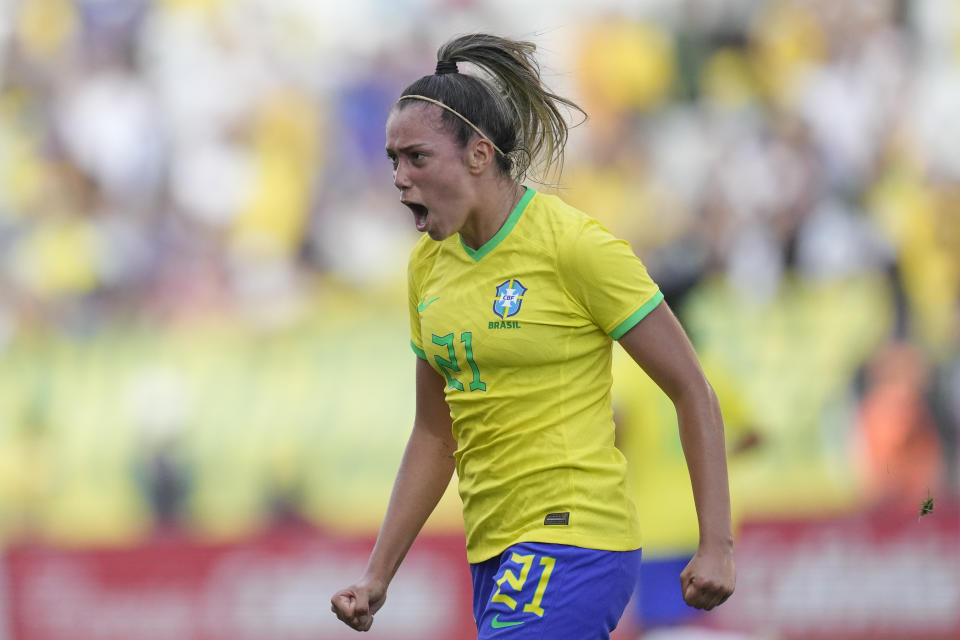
[408,188,663,563]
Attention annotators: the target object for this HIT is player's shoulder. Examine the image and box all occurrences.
[409,232,440,260]
[523,190,596,246]
[533,192,638,283]
[407,233,445,283]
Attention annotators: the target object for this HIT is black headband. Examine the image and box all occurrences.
[435,60,458,75]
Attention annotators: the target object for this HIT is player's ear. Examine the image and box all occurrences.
[466,137,495,175]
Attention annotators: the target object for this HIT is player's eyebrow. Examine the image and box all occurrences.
[385,143,429,156]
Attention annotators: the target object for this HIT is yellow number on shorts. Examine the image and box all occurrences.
[490,553,556,617]
[523,556,555,617]
[491,553,534,610]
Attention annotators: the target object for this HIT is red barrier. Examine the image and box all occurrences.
[2,504,958,640]
[1,530,476,640]
[709,501,960,640]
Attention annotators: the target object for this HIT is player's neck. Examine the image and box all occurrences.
[459,180,525,250]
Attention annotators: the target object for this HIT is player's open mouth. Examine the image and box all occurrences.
[405,202,429,232]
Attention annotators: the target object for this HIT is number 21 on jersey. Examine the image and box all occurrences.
[431,332,486,392]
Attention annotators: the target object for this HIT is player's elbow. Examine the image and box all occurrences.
[662,368,715,406]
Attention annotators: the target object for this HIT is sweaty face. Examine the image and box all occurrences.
[385,103,476,241]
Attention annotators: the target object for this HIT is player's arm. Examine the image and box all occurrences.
[330,357,457,631]
[617,301,735,611]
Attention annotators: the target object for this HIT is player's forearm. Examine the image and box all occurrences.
[674,379,734,550]
[363,421,457,586]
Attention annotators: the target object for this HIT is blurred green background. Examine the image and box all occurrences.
[0,0,957,556]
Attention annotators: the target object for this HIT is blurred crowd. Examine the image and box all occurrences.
[0,0,957,545]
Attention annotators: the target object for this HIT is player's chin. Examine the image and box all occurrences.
[426,223,452,241]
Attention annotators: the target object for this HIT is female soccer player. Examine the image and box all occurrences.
[331,34,735,638]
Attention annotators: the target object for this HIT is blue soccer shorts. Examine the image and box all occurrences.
[470,542,641,639]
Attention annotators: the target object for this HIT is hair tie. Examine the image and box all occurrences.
[435,60,458,75]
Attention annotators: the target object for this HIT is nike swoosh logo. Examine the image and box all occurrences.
[491,614,525,629]
[418,296,440,312]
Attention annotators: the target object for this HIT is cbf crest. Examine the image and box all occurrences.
[493,279,527,319]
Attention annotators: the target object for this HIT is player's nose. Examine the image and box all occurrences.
[393,164,412,190]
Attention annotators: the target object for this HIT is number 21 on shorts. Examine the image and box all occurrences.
[491,553,556,617]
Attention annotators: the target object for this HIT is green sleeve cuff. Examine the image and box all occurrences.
[411,341,427,360]
[610,291,665,339]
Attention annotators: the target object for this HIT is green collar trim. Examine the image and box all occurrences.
[460,187,534,262]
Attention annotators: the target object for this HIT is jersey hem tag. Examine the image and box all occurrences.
[544,512,570,526]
